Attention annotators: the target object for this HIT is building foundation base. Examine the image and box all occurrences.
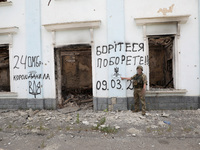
[93,96,200,111]
[0,98,56,110]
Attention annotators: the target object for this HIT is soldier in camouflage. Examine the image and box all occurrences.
[121,65,147,115]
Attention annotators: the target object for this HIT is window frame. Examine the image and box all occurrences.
[0,0,12,6]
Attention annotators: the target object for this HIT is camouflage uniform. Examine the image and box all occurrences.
[131,73,147,114]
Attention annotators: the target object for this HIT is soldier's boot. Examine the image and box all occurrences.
[132,109,139,113]
[142,111,146,116]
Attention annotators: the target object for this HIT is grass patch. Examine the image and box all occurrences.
[57,126,62,131]
[92,117,118,134]
[103,109,108,112]
[166,126,172,132]
[183,127,192,133]
[27,125,34,130]
[39,123,48,131]
[7,124,12,129]
[40,140,46,149]
[39,125,45,131]
[76,113,80,124]
[146,127,152,133]
[157,128,164,135]
[47,132,54,139]
[92,117,106,130]
[66,126,70,131]
[96,117,106,129]
[0,128,2,131]
[100,126,118,134]
[14,126,19,129]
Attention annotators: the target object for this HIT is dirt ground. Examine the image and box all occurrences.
[0,107,200,150]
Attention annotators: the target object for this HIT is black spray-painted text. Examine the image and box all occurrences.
[96,42,144,56]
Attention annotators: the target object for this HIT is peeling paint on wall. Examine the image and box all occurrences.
[157,4,174,16]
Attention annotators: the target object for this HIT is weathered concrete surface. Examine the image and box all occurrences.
[94,96,200,111]
[0,108,200,150]
[0,99,56,110]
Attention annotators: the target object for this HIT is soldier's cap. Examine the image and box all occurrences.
[136,65,143,71]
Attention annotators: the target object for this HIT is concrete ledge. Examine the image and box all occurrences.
[43,20,101,31]
[135,15,190,25]
[0,27,18,34]
[0,98,56,110]
[0,1,12,6]
[0,92,18,98]
[146,89,187,97]
[94,96,199,111]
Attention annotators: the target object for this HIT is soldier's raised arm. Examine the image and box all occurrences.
[121,77,131,80]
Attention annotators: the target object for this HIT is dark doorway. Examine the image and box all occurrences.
[54,44,92,106]
[0,45,10,92]
[149,36,174,88]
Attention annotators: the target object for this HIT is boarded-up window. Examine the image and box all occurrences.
[0,45,10,92]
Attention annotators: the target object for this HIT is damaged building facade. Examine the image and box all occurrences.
[0,0,200,110]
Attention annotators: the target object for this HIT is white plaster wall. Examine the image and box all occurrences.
[1,0,198,99]
[125,0,199,96]
[180,7,199,96]
[41,0,199,99]
[0,0,27,98]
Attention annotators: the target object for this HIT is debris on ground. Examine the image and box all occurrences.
[163,121,171,125]
[0,109,199,150]
[63,94,93,108]
[161,112,170,118]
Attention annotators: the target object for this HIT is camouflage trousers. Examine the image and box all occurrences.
[134,88,146,113]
